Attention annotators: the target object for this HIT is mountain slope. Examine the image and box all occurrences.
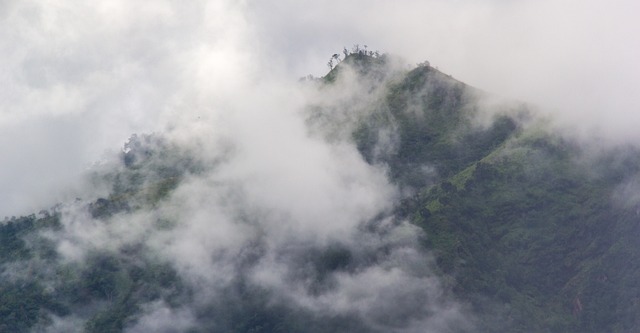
[2,53,640,332]
[337,54,640,332]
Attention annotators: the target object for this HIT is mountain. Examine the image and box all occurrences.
[2,52,640,332]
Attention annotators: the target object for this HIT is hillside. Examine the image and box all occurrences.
[2,53,640,332]
[339,54,640,332]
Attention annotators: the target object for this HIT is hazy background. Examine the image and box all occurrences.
[1,0,639,215]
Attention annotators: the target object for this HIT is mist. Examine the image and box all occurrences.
[247,0,640,140]
[1,0,638,331]
[14,44,473,330]
[2,0,638,215]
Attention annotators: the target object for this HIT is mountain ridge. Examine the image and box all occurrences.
[2,53,640,332]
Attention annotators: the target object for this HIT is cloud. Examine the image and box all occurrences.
[2,0,637,330]
[0,0,253,215]
[32,58,472,331]
[247,0,640,141]
[13,38,475,332]
[126,301,196,333]
[3,0,638,214]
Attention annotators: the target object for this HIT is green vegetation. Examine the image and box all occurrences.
[2,53,640,332]
[343,54,640,332]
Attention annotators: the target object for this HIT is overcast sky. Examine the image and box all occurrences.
[1,0,639,216]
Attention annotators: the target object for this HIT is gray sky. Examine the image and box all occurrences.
[1,0,639,215]
[3,2,638,330]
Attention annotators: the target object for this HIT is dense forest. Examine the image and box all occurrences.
[2,52,640,332]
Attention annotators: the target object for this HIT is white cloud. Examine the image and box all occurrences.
[3,0,638,214]
[2,1,638,330]
[248,0,640,140]
[0,0,253,215]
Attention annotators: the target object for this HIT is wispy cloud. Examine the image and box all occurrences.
[1,1,637,330]
[2,0,638,214]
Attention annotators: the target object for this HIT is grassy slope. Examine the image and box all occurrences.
[347,56,640,332]
[3,55,640,332]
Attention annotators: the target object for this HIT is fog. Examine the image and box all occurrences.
[2,0,638,215]
[247,0,640,140]
[0,1,638,331]
[16,46,473,330]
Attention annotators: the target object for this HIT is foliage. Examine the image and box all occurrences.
[344,53,640,332]
[3,53,640,332]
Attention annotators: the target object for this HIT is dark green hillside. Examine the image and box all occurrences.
[0,136,193,333]
[354,62,519,189]
[2,53,640,332]
[404,137,640,332]
[336,55,640,332]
